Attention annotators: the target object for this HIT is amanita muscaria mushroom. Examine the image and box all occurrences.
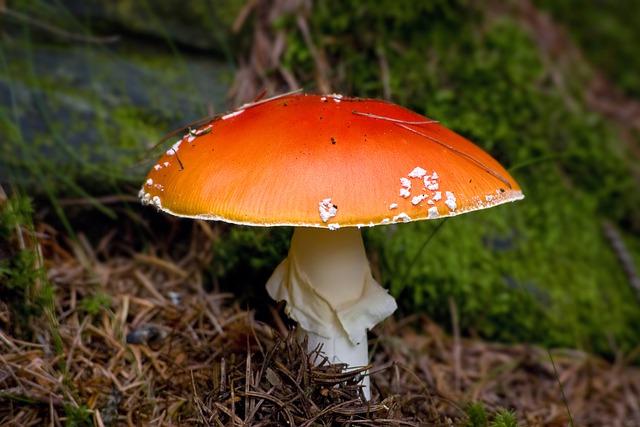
[139,92,523,398]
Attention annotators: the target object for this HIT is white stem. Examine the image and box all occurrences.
[298,327,371,397]
[266,227,397,400]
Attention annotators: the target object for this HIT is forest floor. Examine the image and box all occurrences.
[2,1,640,426]
[1,197,639,427]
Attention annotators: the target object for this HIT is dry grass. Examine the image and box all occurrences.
[1,195,639,426]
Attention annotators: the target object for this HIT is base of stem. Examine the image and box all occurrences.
[297,327,371,400]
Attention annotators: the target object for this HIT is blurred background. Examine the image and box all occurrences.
[1,0,639,361]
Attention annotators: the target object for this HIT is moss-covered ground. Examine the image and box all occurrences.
[270,0,640,357]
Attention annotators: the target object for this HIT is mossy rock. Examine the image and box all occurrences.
[0,4,234,196]
[5,0,245,56]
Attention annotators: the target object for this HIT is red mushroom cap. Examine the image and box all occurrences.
[140,93,523,228]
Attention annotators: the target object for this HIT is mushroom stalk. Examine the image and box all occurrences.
[266,227,398,399]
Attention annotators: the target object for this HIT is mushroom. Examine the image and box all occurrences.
[139,93,524,398]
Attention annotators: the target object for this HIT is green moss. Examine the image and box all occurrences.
[5,0,245,58]
[490,409,520,427]
[79,292,112,316]
[466,402,489,427]
[278,1,640,355]
[282,0,474,96]
[63,404,93,427]
[105,0,244,56]
[370,164,640,353]
[465,402,522,427]
[209,226,292,302]
[0,195,45,339]
[536,0,640,97]
[0,32,231,196]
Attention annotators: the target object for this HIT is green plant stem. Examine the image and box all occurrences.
[548,350,575,427]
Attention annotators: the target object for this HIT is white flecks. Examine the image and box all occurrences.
[427,199,435,205]
[328,93,343,103]
[318,198,338,222]
[139,190,151,205]
[428,207,439,219]
[187,134,196,143]
[392,212,411,223]
[389,203,398,210]
[166,140,182,155]
[445,191,457,212]
[139,188,162,210]
[328,223,341,230]
[381,218,391,224]
[411,194,427,205]
[146,178,153,186]
[151,196,162,209]
[400,177,411,189]
[399,177,412,198]
[486,195,495,202]
[164,162,170,167]
[221,109,245,120]
[320,96,327,102]
[424,171,440,191]
[432,191,442,201]
[408,167,427,178]
[153,164,162,171]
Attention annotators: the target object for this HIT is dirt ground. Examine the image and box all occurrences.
[1,208,639,426]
